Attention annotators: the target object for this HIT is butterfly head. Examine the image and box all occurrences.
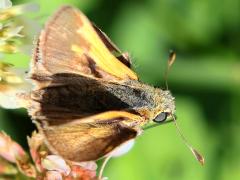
[152,49,176,123]
[153,89,175,123]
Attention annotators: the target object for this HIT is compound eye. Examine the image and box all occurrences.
[153,112,168,123]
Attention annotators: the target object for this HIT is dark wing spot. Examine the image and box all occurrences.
[85,55,102,78]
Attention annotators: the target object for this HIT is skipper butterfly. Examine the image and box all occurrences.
[21,6,203,168]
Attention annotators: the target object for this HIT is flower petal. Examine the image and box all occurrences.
[0,62,32,109]
[0,157,18,175]
[0,131,25,162]
[72,161,97,171]
[27,131,46,172]
[68,165,97,180]
[0,132,37,177]
[0,3,39,21]
[42,155,71,176]
[0,0,12,9]
[0,43,18,53]
[16,157,37,178]
[0,24,24,40]
[45,170,63,180]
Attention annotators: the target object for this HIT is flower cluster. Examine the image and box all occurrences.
[0,0,39,55]
[0,0,39,109]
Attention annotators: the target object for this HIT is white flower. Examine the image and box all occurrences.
[42,155,71,176]
[45,171,63,180]
[0,62,31,108]
[0,0,40,54]
[0,0,12,9]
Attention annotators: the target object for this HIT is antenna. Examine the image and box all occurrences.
[164,50,176,90]
[171,113,205,165]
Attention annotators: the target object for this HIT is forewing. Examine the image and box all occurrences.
[31,6,137,83]
[37,111,142,162]
[92,24,132,67]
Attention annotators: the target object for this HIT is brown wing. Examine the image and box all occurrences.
[30,6,138,86]
[37,111,142,162]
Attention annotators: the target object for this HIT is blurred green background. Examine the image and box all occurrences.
[1,0,240,179]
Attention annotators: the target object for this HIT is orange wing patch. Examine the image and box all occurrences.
[31,6,138,82]
[72,12,137,80]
